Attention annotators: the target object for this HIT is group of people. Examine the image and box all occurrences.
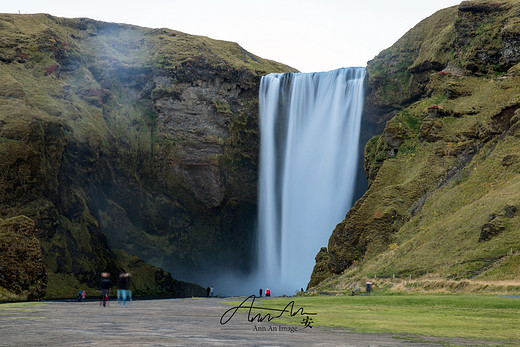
[258,288,270,297]
[93,271,132,307]
[76,290,86,302]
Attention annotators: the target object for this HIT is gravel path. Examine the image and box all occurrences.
[0,297,505,346]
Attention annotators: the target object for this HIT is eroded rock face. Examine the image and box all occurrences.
[151,60,257,209]
[86,56,267,279]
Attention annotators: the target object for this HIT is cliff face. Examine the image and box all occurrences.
[0,13,294,299]
[310,0,520,291]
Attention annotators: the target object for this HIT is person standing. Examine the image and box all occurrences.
[117,272,128,307]
[124,273,132,306]
[98,272,112,307]
[365,281,373,295]
[259,288,263,297]
[207,286,210,297]
[265,288,270,297]
[210,286,214,297]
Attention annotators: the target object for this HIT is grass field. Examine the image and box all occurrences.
[223,294,520,343]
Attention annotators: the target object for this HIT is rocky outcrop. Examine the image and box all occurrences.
[0,14,294,299]
[363,0,520,127]
[307,247,334,290]
[310,0,520,289]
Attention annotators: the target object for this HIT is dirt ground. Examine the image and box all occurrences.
[0,297,507,346]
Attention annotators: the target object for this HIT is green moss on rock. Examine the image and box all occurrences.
[0,216,47,301]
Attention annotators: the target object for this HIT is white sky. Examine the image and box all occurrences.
[2,0,462,72]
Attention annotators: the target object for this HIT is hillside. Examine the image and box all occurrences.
[309,0,520,293]
[0,13,295,300]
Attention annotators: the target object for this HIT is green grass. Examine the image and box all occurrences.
[222,295,520,342]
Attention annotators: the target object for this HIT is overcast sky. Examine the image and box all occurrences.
[2,0,462,72]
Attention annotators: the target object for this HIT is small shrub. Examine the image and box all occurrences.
[389,242,399,250]
[44,64,59,76]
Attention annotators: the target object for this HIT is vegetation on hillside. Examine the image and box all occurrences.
[310,0,520,292]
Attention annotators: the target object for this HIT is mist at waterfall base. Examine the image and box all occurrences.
[210,68,366,297]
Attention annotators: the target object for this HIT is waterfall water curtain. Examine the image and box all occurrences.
[257,67,366,293]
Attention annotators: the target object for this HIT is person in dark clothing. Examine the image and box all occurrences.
[259,288,263,297]
[365,281,373,295]
[207,286,210,297]
[124,273,132,305]
[98,272,112,307]
[117,272,130,307]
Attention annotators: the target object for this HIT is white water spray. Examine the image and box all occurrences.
[256,67,366,294]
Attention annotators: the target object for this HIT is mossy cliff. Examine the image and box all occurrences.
[309,0,520,292]
[0,13,294,300]
[0,216,46,301]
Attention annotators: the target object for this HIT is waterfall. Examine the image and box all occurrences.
[257,67,366,294]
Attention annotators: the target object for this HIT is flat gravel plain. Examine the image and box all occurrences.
[0,297,504,346]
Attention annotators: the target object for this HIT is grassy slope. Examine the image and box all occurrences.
[318,73,520,293]
[371,75,520,278]
[313,0,520,293]
[366,5,458,106]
